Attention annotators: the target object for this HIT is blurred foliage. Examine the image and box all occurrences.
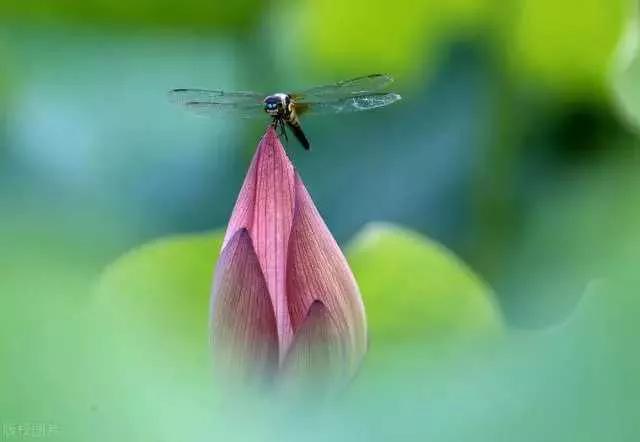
[88,233,225,442]
[0,199,136,433]
[613,1,640,130]
[0,0,266,33]
[504,0,628,95]
[272,0,631,98]
[286,0,493,79]
[95,231,223,372]
[499,155,640,326]
[336,281,640,442]
[347,223,501,347]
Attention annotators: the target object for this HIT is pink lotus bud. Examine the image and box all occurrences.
[210,127,367,389]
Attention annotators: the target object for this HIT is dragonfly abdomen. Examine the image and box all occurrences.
[286,113,310,150]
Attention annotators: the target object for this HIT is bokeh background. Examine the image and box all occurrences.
[2,1,640,440]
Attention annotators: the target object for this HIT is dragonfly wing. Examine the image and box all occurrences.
[168,88,265,119]
[293,74,394,103]
[295,92,401,116]
[180,101,265,119]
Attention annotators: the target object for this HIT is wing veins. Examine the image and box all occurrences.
[293,74,394,103]
[169,88,265,118]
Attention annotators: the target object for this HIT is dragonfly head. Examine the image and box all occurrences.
[264,93,291,117]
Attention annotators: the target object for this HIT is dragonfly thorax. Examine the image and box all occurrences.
[264,93,292,118]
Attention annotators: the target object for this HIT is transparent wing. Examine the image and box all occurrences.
[295,92,401,116]
[293,74,394,103]
[168,88,265,119]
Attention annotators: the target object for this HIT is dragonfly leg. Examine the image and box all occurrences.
[273,117,288,144]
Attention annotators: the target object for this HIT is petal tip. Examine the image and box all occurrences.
[260,125,281,148]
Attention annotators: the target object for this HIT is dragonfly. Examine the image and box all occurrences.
[168,74,401,150]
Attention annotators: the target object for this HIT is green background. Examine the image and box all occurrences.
[1,0,640,440]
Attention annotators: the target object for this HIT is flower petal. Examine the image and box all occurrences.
[211,228,279,383]
[222,145,258,248]
[222,127,296,357]
[286,174,367,376]
[280,300,348,391]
